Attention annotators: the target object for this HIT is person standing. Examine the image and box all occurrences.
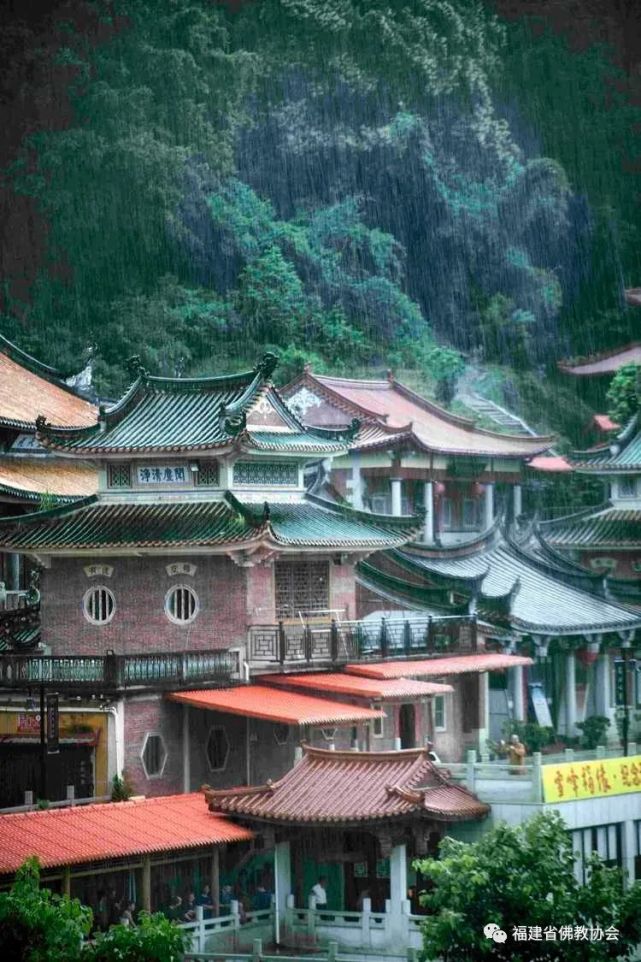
[311,876,328,907]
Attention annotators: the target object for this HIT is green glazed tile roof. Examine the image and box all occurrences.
[36,355,355,456]
[234,494,422,548]
[393,534,641,635]
[0,493,420,553]
[572,415,641,471]
[541,506,641,548]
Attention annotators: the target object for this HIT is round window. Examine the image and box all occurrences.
[83,586,115,625]
[165,584,199,625]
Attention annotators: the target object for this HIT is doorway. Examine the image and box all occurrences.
[398,703,416,749]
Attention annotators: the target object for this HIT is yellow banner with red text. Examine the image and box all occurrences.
[542,754,641,803]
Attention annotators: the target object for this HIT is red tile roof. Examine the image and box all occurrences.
[264,673,454,700]
[345,653,534,679]
[593,414,619,433]
[285,371,553,458]
[527,455,573,473]
[0,351,96,430]
[0,458,98,501]
[0,794,252,874]
[168,686,385,726]
[558,343,641,376]
[206,746,489,824]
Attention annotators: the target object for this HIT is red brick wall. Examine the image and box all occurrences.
[330,563,356,620]
[123,695,183,797]
[246,564,276,624]
[40,555,248,655]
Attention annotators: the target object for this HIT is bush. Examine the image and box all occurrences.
[577,715,610,750]
[0,857,92,962]
[90,912,189,962]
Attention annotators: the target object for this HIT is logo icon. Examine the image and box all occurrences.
[484,922,508,943]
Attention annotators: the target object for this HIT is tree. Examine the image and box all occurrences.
[0,857,92,962]
[90,912,188,962]
[607,363,641,426]
[415,812,641,961]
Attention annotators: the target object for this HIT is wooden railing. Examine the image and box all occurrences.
[248,614,476,666]
[0,649,235,691]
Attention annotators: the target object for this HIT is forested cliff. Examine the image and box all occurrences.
[1,1,639,437]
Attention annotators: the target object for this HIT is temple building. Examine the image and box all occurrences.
[539,414,641,603]
[282,367,553,543]
[0,353,440,805]
[205,744,489,952]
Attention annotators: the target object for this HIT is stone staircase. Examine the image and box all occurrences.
[463,393,537,435]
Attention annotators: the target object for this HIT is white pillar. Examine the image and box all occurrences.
[565,651,577,737]
[389,843,408,941]
[511,665,525,722]
[513,484,522,520]
[351,461,364,510]
[391,478,402,516]
[423,482,434,544]
[182,704,190,793]
[274,840,291,944]
[594,652,616,741]
[483,483,495,530]
[389,843,407,910]
[622,818,636,889]
[478,672,490,753]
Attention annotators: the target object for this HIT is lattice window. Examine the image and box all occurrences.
[107,463,131,488]
[165,584,199,625]
[141,733,167,778]
[195,461,219,486]
[233,461,298,486]
[83,586,115,625]
[274,561,330,619]
[434,694,446,731]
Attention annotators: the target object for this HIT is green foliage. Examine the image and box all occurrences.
[91,911,188,962]
[607,364,641,426]
[0,857,92,962]
[37,492,60,513]
[416,812,641,961]
[110,771,134,802]
[502,720,555,754]
[576,715,610,751]
[235,245,307,343]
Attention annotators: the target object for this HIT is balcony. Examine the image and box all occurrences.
[0,649,235,692]
[248,614,477,668]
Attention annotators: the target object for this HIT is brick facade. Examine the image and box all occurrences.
[123,695,183,797]
[41,555,248,656]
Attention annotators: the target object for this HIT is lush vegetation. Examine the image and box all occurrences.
[416,812,641,961]
[0,859,187,962]
[1,1,640,435]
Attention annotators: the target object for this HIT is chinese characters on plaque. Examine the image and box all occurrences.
[137,465,187,484]
[541,754,641,803]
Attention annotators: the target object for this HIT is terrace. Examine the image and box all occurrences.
[0,613,478,691]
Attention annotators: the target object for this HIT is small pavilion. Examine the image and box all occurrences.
[205,744,489,948]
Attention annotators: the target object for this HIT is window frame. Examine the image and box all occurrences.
[82,585,116,626]
[205,726,230,772]
[433,694,447,732]
[441,497,453,530]
[617,476,637,499]
[140,732,168,779]
[164,584,199,626]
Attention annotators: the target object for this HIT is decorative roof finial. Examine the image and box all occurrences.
[303,362,311,374]
[35,414,49,435]
[386,368,394,382]
[125,355,146,378]
[257,353,279,380]
[262,501,271,522]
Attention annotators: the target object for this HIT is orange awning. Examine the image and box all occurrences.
[263,673,453,700]
[0,793,252,874]
[169,685,385,726]
[346,653,534,680]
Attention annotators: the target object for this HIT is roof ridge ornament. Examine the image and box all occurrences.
[125,355,148,379]
[256,352,279,380]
